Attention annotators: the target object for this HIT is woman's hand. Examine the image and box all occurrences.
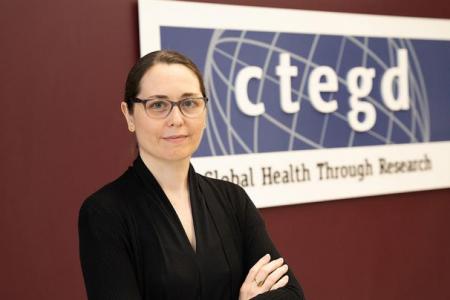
[239,254,289,300]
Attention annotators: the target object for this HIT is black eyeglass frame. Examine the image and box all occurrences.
[127,96,209,119]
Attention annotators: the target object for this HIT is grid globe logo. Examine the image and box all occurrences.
[202,30,430,156]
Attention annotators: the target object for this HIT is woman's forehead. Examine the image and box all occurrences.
[144,63,197,79]
[139,63,202,97]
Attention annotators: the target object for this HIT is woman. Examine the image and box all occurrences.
[78,50,305,299]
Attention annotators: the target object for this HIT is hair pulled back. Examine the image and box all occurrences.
[124,50,206,112]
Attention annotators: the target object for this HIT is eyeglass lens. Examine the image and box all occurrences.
[144,98,206,118]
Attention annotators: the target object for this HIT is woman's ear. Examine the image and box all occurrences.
[121,102,135,132]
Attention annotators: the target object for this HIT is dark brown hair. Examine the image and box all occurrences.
[124,50,206,112]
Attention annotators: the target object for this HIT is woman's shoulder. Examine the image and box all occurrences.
[80,166,137,215]
[194,171,263,232]
[196,172,247,195]
[195,172,251,211]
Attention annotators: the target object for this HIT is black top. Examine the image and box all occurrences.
[78,156,304,300]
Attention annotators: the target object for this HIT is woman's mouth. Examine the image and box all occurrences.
[162,135,188,143]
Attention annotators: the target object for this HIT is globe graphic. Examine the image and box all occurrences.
[199,29,430,156]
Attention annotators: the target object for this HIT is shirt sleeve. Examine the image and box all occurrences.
[234,186,305,300]
[78,200,141,300]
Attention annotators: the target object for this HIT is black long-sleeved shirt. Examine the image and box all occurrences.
[78,156,304,299]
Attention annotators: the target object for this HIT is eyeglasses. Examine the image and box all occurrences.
[127,96,208,119]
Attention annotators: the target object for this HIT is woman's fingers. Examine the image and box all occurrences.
[244,254,271,283]
[254,257,284,286]
[269,275,289,291]
[239,255,289,300]
[262,264,288,290]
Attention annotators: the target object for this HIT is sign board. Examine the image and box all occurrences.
[138,0,450,207]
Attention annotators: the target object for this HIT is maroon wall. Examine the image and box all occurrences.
[1,0,449,299]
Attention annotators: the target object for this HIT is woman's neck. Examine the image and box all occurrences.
[140,153,190,194]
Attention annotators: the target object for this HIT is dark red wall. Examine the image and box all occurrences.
[1,1,449,299]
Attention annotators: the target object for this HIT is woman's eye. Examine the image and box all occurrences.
[182,99,198,108]
[148,101,168,110]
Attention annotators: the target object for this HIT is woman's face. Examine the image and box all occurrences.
[122,63,206,164]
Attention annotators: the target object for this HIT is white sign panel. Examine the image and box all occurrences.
[138,0,450,207]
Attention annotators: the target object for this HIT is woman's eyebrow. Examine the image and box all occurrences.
[144,93,201,100]
[145,95,169,99]
[180,92,202,98]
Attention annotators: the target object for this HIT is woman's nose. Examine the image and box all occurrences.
[166,105,184,126]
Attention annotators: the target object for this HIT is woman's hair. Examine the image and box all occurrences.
[124,50,206,112]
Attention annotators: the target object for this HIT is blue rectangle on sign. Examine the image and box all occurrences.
[160,26,450,157]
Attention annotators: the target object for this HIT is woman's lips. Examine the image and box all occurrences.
[162,135,188,143]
